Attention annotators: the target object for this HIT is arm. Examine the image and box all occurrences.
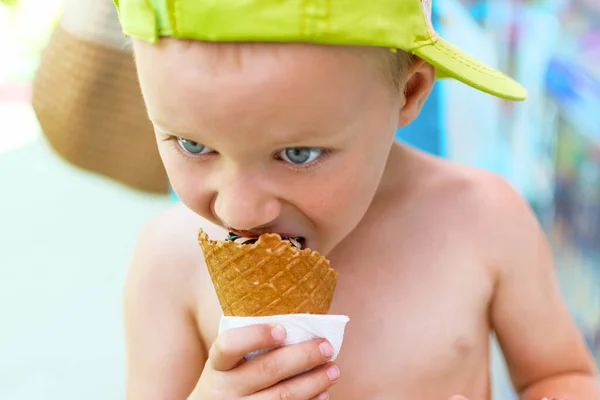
[484,177,599,399]
[124,213,207,400]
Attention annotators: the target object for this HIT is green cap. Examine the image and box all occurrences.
[112,0,526,101]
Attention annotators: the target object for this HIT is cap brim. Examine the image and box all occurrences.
[413,37,527,101]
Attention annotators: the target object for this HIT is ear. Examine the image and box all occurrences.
[397,59,435,127]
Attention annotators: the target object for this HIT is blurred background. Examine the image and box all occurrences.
[0,0,598,398]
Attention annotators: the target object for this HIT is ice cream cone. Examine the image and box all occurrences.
[198,230,337,317]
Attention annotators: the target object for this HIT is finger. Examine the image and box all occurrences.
[209,324,286,371]
[449,396,469,400]
[311,392,329,400]
[233,338,335,392]
[248,362,339,400]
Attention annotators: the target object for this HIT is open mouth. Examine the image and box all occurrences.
[226,232,306,249]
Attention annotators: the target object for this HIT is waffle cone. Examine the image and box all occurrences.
[198,230,337,317]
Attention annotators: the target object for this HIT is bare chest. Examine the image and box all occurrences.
[197,231,495,399]
[325,247,493,399]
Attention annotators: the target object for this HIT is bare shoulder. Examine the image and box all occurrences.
[401,148,544,269]
[127,202,225,312]
[414,151,528,212]
[133,201,222,267]
[435,155,540,238]
[413,150,535,222]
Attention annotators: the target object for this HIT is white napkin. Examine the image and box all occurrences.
[219,314,350,361]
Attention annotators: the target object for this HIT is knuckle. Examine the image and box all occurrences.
[302,342,322,365]
[209,336,230,361]
[255,324,273,343]
[260,354,283,377]
[258,323,272,335]
[276,386,295,400]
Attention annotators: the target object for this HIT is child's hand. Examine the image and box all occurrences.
[188,323,340,400]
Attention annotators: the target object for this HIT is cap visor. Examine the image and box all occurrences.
[413,37,527,101]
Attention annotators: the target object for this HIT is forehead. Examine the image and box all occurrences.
[133,39,394,143]
[134,38,389,77]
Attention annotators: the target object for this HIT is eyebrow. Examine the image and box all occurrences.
[151,119,350,148]
[152,122,190,138]
[152,123,171,134]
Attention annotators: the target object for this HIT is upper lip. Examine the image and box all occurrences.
[228,227,303,239]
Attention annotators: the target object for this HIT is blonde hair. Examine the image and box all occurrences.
[382,49,420,90]
[132,38,418,92]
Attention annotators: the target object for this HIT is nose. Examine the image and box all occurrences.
[213,175,282,232]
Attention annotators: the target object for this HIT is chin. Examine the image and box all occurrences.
[306,235,341,257]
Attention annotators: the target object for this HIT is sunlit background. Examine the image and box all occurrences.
[1,0,598,399]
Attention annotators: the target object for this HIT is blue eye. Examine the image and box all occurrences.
[278,147,323,165]
[176,138,213,155]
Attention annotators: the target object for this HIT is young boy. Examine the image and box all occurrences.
[114,0,600,399]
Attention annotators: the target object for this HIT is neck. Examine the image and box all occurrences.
[375,141,409,195]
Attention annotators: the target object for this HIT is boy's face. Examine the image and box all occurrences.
[134,39,420,254]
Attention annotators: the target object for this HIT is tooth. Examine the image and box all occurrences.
[226,232,304,249]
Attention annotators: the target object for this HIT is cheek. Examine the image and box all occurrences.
[290,163,382,232]
[310,146,391,233]
[157,147,216,216]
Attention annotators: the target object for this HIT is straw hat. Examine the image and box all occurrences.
[31,0,169,194]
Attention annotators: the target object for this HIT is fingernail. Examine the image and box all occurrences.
[270,324,286,342]
[316,392,329,400]
[319,340,334,358]
[326,365,340,381]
